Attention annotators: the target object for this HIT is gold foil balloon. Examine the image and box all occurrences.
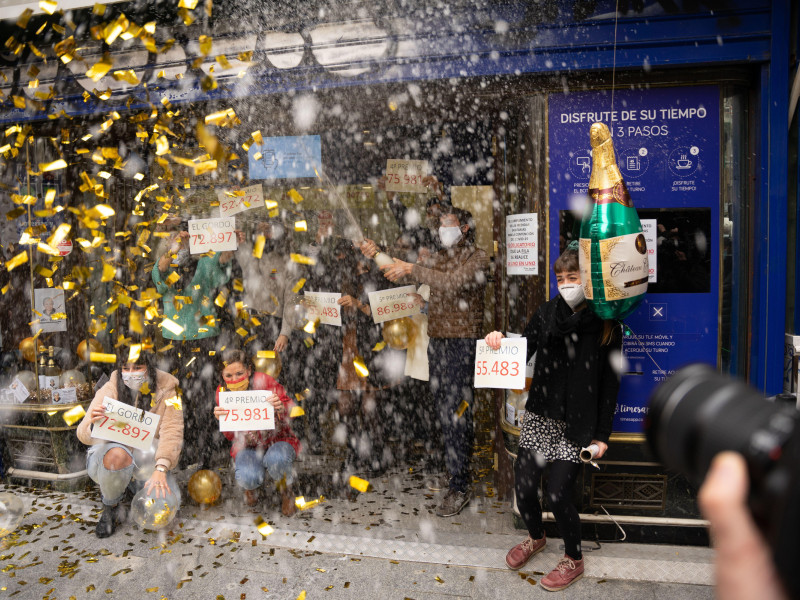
[60,369,87,387]
[0,492,25,538]
[253,353,282,378]
[130,475,180,530]
[19,337,45,362]
[382,317,415,350]
[76,338,104,361]
[187,469,222,505]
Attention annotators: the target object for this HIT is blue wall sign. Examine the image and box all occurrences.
[547,86,720,434]
[248,135,322,180]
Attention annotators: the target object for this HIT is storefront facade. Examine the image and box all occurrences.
[0,0,797,536]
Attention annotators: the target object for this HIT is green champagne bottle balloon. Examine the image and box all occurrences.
[578,123,648,320]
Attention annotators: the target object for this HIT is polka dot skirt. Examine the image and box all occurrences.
[518,412,581,463]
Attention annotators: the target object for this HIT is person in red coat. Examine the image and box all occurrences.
[213,349,300,516]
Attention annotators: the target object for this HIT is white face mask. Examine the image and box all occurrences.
[121,371,148,392]
[558,284,586,310]
[438,226,462,248]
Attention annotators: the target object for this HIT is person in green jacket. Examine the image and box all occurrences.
[152,222,235,468]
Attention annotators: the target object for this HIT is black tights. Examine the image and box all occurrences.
[515,447,583,560]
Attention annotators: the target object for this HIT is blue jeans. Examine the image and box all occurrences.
[87,443,145,506]
[428,338,476,494]
[234,442,296,491]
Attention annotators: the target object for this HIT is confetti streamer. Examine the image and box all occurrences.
[455,400,469,418]
[254,516,273,538]
[63,405,86,426]
[353,356,369,378]
[348,476,371,493]
[252,234,265,259]
[161,318,185,337]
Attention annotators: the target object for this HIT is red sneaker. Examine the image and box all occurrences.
[540,555,584,591]
[504,535,546,570]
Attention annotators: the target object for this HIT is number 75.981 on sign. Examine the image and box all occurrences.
[473,338,527,389]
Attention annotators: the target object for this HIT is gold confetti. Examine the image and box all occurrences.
[250,234,266,259]
[288,189,303,204]
[112,69,139,85]
[435,576,444,583]
[291,278,306,293]
[349,476,371,493]
[289,406,305,418]
[101,262,116,282]
[63,405,86,426]
[353,356,369,378]
[90,352,117,363]
[256,350,276,359]
[296,593,306,600]
[204,108,237,126]
[179,0,199,7]
[372,341,386,352]
[290,253,316,266]
[39,0,58,15]
[128,343,141,363]
[165,272,180,286]
[40,159,67,172]
[16,8,33,28]
[294,220,307,232]
[5,250,28,272]
[254,516,273,538]
[303,320,316,334]
[146,588,158,593]
[161,318,185,336]
[294,497,323,511]
[165,395,182,410]
[455,400,469,418]
[85,54,114,82]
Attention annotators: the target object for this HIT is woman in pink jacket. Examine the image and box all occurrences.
[77,353,184,538]
[213,349,300,516]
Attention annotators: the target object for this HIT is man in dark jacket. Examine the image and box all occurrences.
[380,206,489,517]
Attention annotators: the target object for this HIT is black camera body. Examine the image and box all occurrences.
[646,364,800,598]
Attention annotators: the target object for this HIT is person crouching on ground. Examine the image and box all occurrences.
[484,243,621,592]
[213,348,300,517]
[77,352,184,539]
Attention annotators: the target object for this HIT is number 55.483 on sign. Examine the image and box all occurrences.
[474,338,527,389]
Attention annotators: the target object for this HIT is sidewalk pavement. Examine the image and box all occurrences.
[0,461,715,599]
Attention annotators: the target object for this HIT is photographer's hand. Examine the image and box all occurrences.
[699,452,787,600]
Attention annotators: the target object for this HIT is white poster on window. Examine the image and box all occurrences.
[217,184,265,218]
[506,213,538,275]
[385,159,429,194]
[32,288,67,334]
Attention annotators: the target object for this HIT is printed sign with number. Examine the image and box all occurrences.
[303,292,342,327]
[367,285,420,324]
[474,338,527,389]
[385,159,429,193]
[218,391,276,432]
[188,217,237,254]
[90,397,160,451]
[218,184,265,218]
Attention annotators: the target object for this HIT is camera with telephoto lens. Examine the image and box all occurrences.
[646,363,800,597]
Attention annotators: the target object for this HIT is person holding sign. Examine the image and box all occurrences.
[235,216,298,356]
[377,172,444,263]
[77,352,184,539]
[213,349,300,517]
[375,206,489,517]
[152,217,236,469]
[484,244,621,591]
